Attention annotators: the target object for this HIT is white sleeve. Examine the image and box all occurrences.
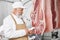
[4,29,26,38]
[0,25,4,32]
[3,18,26,38]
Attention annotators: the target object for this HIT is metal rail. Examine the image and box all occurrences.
[0,0,32,5]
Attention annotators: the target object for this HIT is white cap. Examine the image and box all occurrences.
[12,2,25,9]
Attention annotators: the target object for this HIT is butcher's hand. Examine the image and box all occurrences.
[28,30,34,34]
[25,27,35,35]
[28,27,35,34]
[25,29,29,35]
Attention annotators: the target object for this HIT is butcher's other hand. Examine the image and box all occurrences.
[28,30,34,34]
[25,29,29,35]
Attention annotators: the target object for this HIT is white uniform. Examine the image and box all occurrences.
[0,14,31,39]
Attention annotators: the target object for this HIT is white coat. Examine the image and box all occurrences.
[0,13,32,39]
